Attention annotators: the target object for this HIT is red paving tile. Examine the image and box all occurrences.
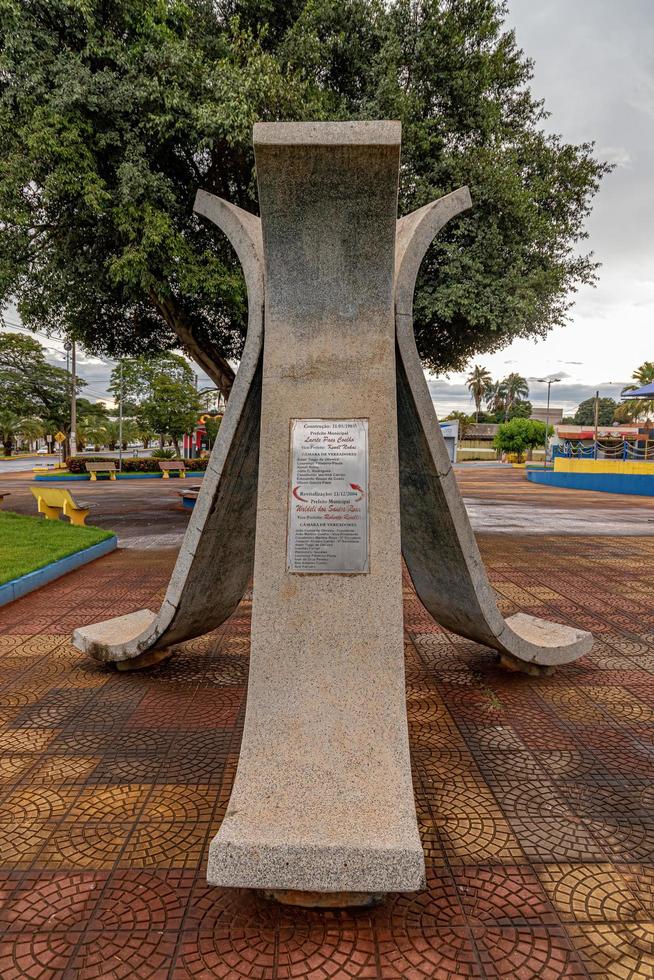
[0,489,653,975]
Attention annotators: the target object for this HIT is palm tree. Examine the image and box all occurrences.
[99,419,138,452]
[484,381,505,416]
[465,365,492,422]
[0,412,44,456]
[622,361,654,422]
[77,419,111,452]
[499,373,529,417]
[135,424,157,449]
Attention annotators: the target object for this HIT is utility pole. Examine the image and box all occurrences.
[69,340,77,458]
[118,360,124,473]
[593,390,600,459]
[63,338,77,458]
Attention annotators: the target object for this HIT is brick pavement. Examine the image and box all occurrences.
[0,530,653,976]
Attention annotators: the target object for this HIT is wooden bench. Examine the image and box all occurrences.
[0,492,10,506]
[158,460,186,479]
[31,487,90,527]
[85,461,117,481]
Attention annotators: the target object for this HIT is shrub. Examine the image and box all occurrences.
[493,418,551,463]
[66,456,208,474]
[150,448,176,459]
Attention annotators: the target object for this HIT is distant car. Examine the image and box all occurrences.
[36,447,49,455]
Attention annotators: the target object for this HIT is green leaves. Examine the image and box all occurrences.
[109,352,201,444]
[573,397,618,427]
[493,417,549,458]
[0,332,84,433]
[0,0,609,386]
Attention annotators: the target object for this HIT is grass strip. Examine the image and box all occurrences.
[0,511,113,585]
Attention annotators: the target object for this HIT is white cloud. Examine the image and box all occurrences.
[598,146,633,168]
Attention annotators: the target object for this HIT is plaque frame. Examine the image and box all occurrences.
[286,417,370,575]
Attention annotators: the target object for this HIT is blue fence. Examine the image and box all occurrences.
[556,439,654,461]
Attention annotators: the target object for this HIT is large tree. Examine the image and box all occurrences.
[0,0,609,395]
[109,352,201,454]
[573,396,617,427]
[0,332,84,435]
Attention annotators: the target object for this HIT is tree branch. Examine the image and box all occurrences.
[149,289,236,398]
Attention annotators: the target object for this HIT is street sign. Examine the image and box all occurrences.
[54,432,66,444]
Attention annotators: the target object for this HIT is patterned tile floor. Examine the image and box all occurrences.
[0,531,653,977]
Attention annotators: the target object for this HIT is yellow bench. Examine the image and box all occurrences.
[158,460,187,478]
[31,487,90,527]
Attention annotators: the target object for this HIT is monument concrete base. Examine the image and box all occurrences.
[114,647,176,671]
[261,890,385,909]
[497,653,556,677]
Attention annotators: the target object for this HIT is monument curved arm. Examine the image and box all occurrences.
[72,193,265,669]
[395,191,593,670]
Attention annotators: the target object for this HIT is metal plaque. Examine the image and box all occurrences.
[287,419,369,573]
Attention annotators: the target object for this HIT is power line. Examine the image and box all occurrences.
[1,317,118,368]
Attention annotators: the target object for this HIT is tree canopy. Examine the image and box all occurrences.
[493,417,549,461]
[0,332,82,429]
[0,0,610,395]
[109,352,200,454]
[573,397,617,427]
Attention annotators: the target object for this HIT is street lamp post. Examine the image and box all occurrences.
[534,377,561,470]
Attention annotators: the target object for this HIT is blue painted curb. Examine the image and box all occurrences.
[0,535,118,607]
[34,473,89,481]
[527,470,654,497]
[34,472,206,482]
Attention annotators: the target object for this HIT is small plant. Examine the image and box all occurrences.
[150,448,176,459]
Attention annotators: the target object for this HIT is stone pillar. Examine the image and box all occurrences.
[206,122,425,897]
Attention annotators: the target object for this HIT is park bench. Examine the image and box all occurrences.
[0,492,10,507]
[85,461,117,481]
[158,459,187,478]
[31,487,90,527]
[177,485,201,510]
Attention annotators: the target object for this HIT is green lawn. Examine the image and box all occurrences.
[0,512,114,585]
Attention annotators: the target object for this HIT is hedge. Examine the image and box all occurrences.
[66,456,209,474]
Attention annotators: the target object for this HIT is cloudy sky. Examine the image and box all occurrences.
[2,0,652,415]
[429,0,654,415]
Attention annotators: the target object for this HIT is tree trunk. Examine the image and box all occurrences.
[149,289,236,399]
[172,435,181,457]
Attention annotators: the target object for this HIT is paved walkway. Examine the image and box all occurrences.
[4,464,654,544]
[0,468,653,976]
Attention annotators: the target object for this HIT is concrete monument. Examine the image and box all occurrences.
[73,122,592,899]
